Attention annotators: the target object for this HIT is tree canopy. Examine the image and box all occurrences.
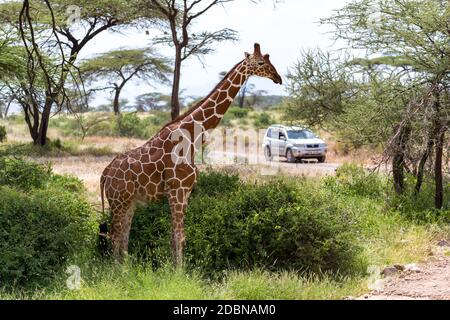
[80,48,171,114]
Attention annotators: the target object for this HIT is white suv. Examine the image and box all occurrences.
[262,125,328,163]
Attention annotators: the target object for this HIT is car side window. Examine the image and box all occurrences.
[266,128,272,138]
[271,128,279,139]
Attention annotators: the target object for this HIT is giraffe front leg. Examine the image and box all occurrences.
[166,187,190,267]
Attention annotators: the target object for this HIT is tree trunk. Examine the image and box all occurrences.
[392,125,411,194]
[239,84,247,108]
[23,106,39,144]
[113,87,121,115]
[37,97,53,146]
[415,134,435,196]
[171,48,182,120]
[435,127,445,209]
[4,97,13,118]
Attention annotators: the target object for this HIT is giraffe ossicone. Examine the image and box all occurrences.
[100,43,283,264]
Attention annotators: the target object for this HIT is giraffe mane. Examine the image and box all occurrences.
[160,59,246,130]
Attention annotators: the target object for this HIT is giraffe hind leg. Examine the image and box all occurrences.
[109,200,136,263]
[166,187,190,267]
[98,222,110,257]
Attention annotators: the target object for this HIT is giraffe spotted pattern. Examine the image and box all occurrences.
[100,43,283,264]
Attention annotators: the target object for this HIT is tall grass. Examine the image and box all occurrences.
[0,262,368,300]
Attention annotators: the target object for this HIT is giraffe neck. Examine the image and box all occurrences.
[180,60,249,132]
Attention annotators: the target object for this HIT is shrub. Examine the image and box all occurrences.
[386,174,450,223]
[219,113,232,127]
[0,186,97,287]
[228,107,250,119]
[142,111,171,127]
[323,163,386,198]
[130,171,363,275]
[0,157,51,190]
[116,113,144,138]
[253,112,273,128]
[0,157,97,287]
[0,125,6,142]
[49,174,85,193]
[86,119,116,137]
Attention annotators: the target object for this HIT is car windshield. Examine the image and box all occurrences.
[287,130,316,139]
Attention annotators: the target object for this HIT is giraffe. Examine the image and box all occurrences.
[100,43,283,265]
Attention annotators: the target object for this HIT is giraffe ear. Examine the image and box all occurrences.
[245,52,251,59]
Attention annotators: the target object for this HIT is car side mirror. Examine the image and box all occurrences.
[279,134,286,141]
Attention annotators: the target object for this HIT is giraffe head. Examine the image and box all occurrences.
[244,43,283,85]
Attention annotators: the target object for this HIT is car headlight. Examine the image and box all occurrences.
[295,144,306,148]
[320,143,327,148]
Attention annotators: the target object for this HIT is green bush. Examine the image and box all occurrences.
[50,116,83,137]
[323,163,386,198]
[0,157,52,190]
[386,174,450,223]
[0,157,96,288]
[49,174,85,193]
[141,111,171,127]
[130,171,363,275]
[0,125,6,142]
[219,113,232,127]
[228,107,251,119]
[51,112,171,139]
[253,112,273,128]
[0,186,96,287]
[116,113,144,138]
[86,119,116,137]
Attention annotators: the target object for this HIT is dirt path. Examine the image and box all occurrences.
[359,245,450,300]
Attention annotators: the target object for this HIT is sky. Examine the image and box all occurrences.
[79,0,352,105]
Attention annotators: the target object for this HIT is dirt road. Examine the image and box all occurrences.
[359,245,450,300]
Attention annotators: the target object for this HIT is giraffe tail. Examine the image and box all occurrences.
[100,175,106,215]
[98,175,110,257]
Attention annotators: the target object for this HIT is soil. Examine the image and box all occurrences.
[359,245,450,300]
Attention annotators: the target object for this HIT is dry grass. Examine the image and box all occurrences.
[46,156,112,206]
[1,117,384,205]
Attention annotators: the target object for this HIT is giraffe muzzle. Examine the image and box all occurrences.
[273,75,283,85]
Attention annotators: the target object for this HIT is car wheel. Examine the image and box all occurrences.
[286,149,296,163]
[318,156,326,163]
[264,146,273,162]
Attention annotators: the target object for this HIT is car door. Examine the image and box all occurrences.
[278,129,287,156]
[269,128,279,155]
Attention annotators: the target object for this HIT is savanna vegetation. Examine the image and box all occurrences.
[0,158,448,299]
[0,0,448,300]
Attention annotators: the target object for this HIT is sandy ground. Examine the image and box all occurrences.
[359,245,450,300]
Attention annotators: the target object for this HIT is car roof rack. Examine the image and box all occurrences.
[270,124,307,130]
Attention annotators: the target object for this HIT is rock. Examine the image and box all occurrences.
[438,240,450,247]
[394,264,405,271]
[404,263,421,273]
[381,266,399,277]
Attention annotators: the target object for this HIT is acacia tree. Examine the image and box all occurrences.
[0,0,154,145]
[144,0,239,120]
[134,92,172,111]
[80,48,171,114]
[322,0,449,208]
[0,42,22,118]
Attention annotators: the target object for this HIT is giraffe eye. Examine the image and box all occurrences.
[258,61,265,66]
